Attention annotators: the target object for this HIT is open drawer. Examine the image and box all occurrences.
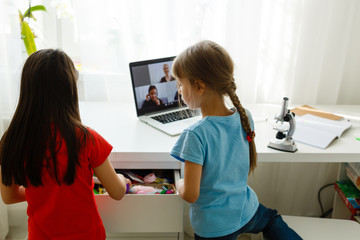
[95,169,183,233]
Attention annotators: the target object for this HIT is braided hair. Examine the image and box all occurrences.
[172,40,257,174]
[227,80,257,173]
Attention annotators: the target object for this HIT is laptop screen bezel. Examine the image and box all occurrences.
[129,56,183,117]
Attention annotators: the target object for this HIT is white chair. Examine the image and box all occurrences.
[249,216,360,240]
[283,216,360,240]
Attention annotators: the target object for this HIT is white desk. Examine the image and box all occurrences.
[79,102,360,164]
[79,102,360,238]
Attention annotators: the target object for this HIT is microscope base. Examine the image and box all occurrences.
[268,138,298,153]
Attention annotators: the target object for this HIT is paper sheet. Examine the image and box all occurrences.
[293,114,352,149]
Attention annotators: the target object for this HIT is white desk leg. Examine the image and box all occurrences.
[336,162,347,181]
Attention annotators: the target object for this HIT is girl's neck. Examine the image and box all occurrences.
[200,94,233,118]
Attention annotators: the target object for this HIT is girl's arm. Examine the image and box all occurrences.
[94,158,130,200]
[176,160,202,203]
[0,168,26,204]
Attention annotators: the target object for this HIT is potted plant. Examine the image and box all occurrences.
[18,4,47,56]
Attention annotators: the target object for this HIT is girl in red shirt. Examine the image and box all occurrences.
[0,49,130,239]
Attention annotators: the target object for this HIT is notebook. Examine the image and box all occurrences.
[292,114,351,149]
[129,56,201,136]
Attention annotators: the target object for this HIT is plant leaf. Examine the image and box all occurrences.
[18,10,24,22]
[23,5,47,20]
[21,21,37,56]
[29,13,37,21]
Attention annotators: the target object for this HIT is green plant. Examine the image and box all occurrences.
[18,5,47,56]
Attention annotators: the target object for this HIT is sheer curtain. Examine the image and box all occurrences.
[0,1,23,136]
[252,0,360,104]
[69,0,360,105]
[0,0,24,238]
[1,0,360,238]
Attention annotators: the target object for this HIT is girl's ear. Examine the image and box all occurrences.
[194,80,206,95]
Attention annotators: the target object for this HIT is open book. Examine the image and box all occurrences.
[291,105,343,120]
[292,114,351,149]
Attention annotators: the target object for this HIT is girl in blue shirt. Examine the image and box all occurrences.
[170,40,302,240]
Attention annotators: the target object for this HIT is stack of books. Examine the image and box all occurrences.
[343,162,360,223]
[345,162,360,191]
[334,180,360,220]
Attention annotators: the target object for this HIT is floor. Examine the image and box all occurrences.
[184,232,261,240]
[5,226,27,240]
[5,228,257,240]
[184,233,253,240]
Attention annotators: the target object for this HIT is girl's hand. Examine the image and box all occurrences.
[117,174,131,185]
[117,174,131,194]
[155,98,160,105]
[125,178,131,185]
[94,159,128,200]
[145,94,150,101]
[176,179,184,192]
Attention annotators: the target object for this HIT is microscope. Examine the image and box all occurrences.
[267,97,298,152]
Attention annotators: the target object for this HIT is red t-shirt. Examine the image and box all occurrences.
[25,127,112,240]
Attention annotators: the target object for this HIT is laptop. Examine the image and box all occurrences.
[129,56,201,136]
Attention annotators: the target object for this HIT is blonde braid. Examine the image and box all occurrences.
[228,82,257,174]
[172,40,257,173]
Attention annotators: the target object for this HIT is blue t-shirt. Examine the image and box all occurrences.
[171,109,259,238]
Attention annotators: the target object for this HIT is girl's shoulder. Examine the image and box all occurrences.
[243,108,254,128]
[82,126,100,141]
[183,117,208,132]
[181,117,216,141]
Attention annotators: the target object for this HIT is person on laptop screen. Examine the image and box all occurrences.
[142,85,164,110]
[160,63,175,83]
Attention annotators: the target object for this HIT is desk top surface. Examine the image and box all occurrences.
[79,102,360,168]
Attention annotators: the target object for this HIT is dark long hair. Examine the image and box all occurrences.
[148,85,157,94]
[0,49,91,187]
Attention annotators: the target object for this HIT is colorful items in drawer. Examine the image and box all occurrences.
[153,177,169,184]
[156,189,175,194]
[94,184,107,195]
[128,184,175,194]
[93,172,175,195]
[123,171,171,184]
[124,171,145,183]
[143,173,157,183]
[144,173,169,184]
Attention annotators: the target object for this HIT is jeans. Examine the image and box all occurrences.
[194,204,302,240]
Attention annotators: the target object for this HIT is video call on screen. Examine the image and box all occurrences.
[132,61,181,114]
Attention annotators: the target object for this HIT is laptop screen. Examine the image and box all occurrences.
[129,56,183,116]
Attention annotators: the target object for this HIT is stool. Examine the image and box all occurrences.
[249,216,360,240]
[282,216,360,240]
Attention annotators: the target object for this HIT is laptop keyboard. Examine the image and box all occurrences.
[151,109,197,124]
